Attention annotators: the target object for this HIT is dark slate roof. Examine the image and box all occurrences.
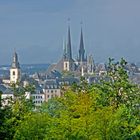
[46,70,62,79]
[54,59,64,72]
[43,79,59,89]
[57,77,80,85]
[46,59,64,73]
[0,84,7,93]
[46,64,57,75]
[11,52,20,69]
[43,77,79,89]
[3,88,13,94]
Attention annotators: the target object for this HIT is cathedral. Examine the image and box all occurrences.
[48,25,95,76]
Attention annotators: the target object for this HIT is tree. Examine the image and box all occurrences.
[0,84,34,140]
[1,58,139,140]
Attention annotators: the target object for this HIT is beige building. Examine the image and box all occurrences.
[43,82,61,102]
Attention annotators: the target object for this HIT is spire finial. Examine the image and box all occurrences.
[80,21,83,29]
[67,18,70,26]
[14,48,16,53]
[80,21,83,26]
[80,21,83,35]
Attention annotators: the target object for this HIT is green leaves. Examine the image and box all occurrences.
[0,58,140,140]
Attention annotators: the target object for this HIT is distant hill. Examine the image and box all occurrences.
[0,64,50,78]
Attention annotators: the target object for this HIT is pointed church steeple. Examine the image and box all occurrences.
[11,51,20,68]
[63,24,75,72]
[78,27,86,62]
[87,54,95,74]
[63,39,67,60]
[66,26,72,60]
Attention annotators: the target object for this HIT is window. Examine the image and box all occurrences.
[48,95,49,98]
[13,71,15,75]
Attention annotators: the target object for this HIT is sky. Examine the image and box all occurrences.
[0,0,140,65]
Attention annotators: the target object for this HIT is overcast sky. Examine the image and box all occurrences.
[0,0,140,65]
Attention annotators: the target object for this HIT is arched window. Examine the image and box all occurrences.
[13,71,15,75]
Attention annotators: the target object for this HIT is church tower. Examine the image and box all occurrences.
[78,27,87,63]
[10,51,21,84]
[87,55,95,74]
[66,26,72,60]
[63,26,74,71]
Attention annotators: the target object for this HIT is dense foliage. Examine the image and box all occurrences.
[0,59,140,140]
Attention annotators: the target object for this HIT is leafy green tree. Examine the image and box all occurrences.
[1,58,139,140]
[13,113,50,140]
[0,84,34,140]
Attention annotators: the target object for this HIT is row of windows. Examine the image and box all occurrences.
[33,100,43,104]
[47,90,58,93]
[32,96,43,99]
[46,85,58,89]
[59,81,70,85]
[47,94,58,99]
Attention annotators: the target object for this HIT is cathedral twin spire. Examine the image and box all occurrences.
[63,26,72,61]
[63,25,86,62]
[78,27,86,62]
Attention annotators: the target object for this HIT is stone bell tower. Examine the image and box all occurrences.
[10,51,21,84]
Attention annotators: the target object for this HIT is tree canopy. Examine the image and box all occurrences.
[0,58,140,140]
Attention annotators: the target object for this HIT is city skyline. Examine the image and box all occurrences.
[0,0,140,65]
